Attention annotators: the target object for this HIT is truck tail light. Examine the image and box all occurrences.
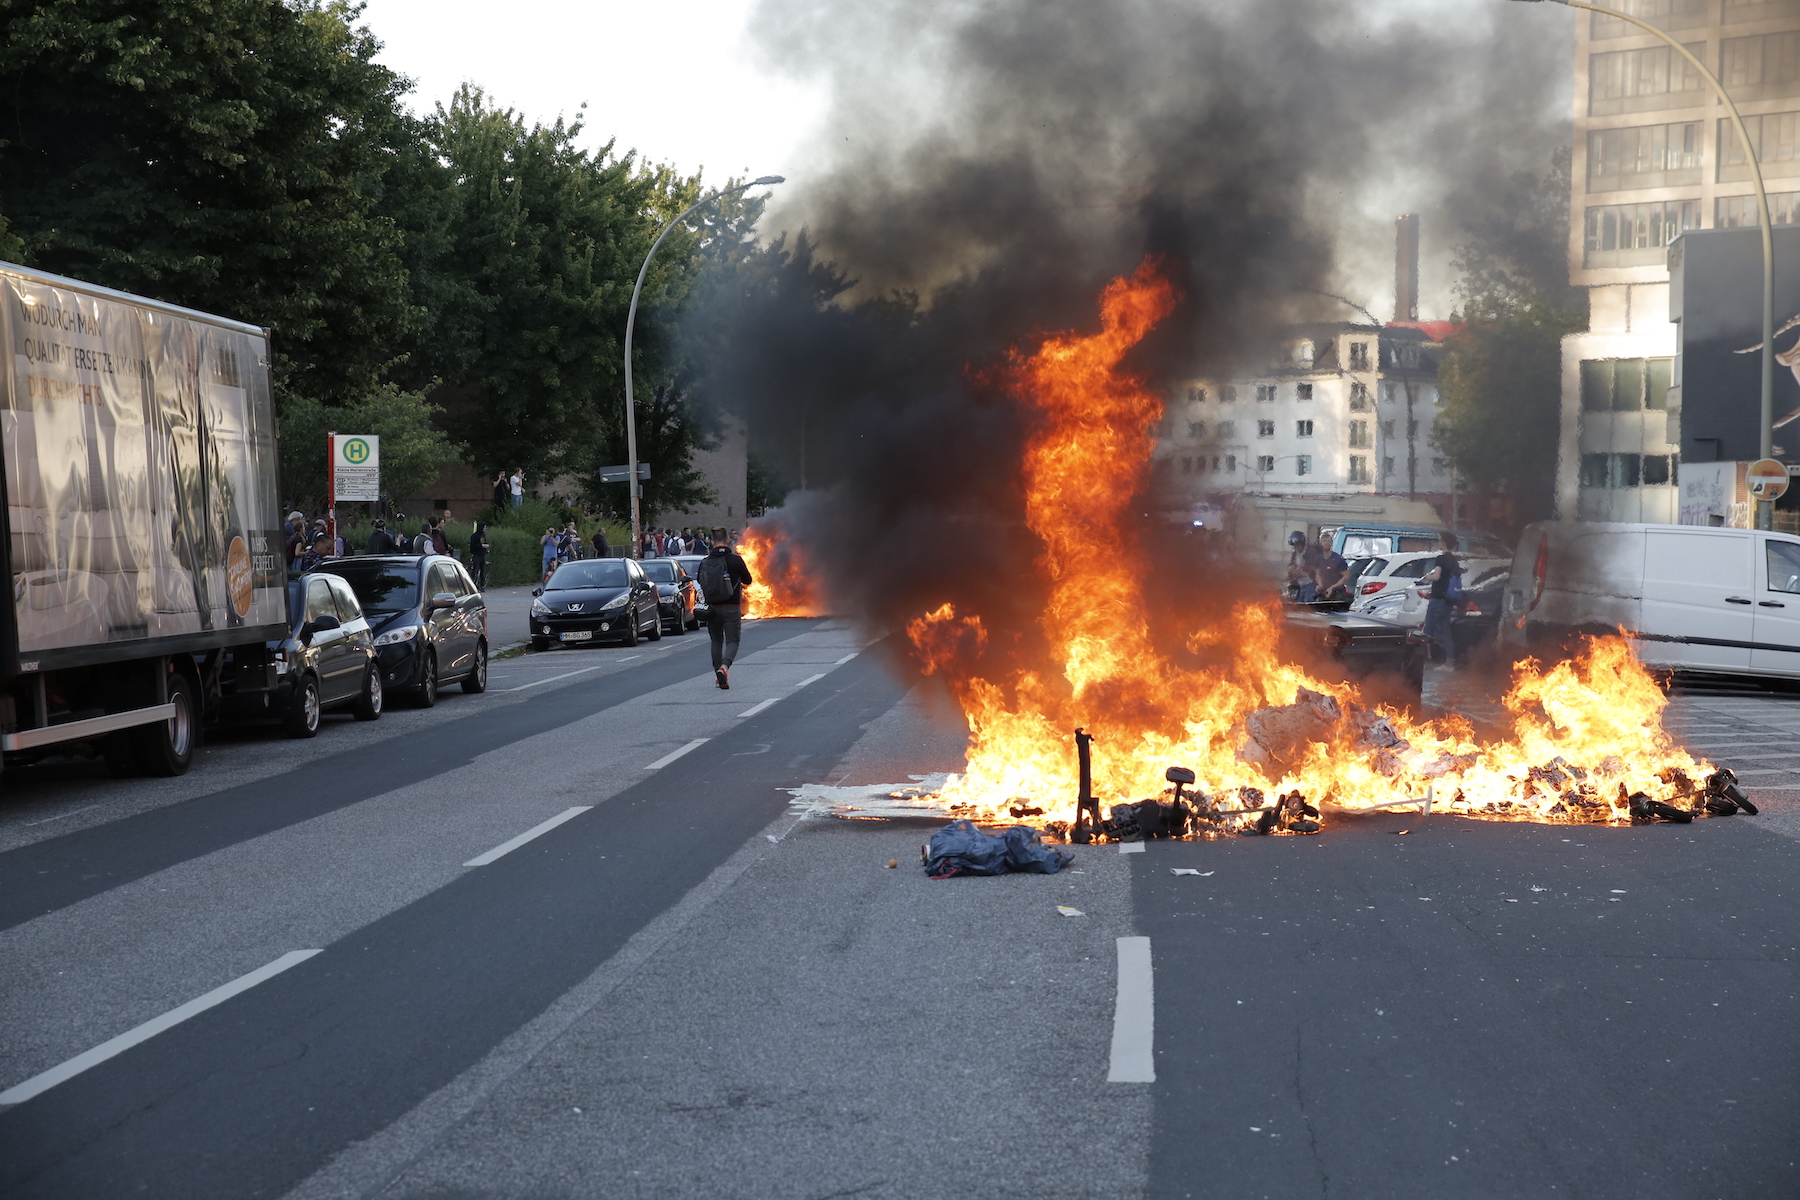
[1529,531,1549,612]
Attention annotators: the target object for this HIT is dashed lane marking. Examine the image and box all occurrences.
[738,698,778,718]
[0,950,323,1107]
[795,673,826,688]
[1108,936,1156,1083]
[643,738,710,770]
[463,807,594,867]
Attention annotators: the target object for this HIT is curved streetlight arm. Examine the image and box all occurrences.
[1513,0,1776,527]
[622,175,784,556]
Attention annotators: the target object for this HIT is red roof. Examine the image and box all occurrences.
[1387,320,1463,341]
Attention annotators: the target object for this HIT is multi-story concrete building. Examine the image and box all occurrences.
[1560,0,1800,521]
[1154,322,1457,511]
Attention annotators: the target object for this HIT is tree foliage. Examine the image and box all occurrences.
[276,383,458,511]
[1436,147,1588,520]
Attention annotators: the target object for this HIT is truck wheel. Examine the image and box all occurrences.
[137,672,200,772]
[461,641,488,693]
[352,665,383,721]
[285,674,322,739]
[415,652,439,708]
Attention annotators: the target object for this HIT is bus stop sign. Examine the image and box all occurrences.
[1747,458,1790,500]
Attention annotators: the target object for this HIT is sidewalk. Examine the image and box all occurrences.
[479,584,540,654]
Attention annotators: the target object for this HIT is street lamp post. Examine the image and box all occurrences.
[1511,0,1778,529]
[623,174,785,556]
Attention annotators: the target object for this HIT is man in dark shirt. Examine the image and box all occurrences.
[365,519,394,555]
[1421,531,1461,666]
[697,541,754,689]
[1313,533,1351,601]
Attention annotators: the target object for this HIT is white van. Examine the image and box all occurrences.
[1500,522,1800,680]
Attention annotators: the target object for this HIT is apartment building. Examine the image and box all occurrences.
[1561,0,1800,520]
[1153,323,1456,509]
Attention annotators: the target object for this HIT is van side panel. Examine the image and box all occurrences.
[1751,533,1800,675]
[1639,529,1753,671]
[1533,527,1644,637]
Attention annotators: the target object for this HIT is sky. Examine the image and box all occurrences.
[359,0,823,185]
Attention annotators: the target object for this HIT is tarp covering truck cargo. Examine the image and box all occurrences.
[1,261,286,776]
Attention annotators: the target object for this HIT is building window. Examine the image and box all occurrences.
[1256,455,1275,472]
[1348,342,1370,370]
[1187,386,1207,403]
[1389,342,1421,368]
[1293,341,1315,365]
[1588,121,1702,193]
[1381,419,1396,438]
[1296,419,1314,438]
[1643,453,1676,484]
[1590,0,1710,41]
[1349,382,1371,411]
[1723,31,1800,97]
[1297,383,1313,400]
[1348,420,1370,448]
[1717,111,1800,185]
[1717,191,1800,227]
[1257,420,1275,438]
[1382,382,1397,403]
[1296,455,1313,476]
[1180,457,1191,473]
[1255,384,1277,403]
[1382,456,1396,476]
[1580,357,1674,410]
[1220,385,1238,402]
[1189,422,1205,438]
[1582,452,1647,487]
[1218,420,1237,439]
[1589,44,1704,117]
[1349,455,1370,484]
[1211,455,1221,471]
[1226,455,1237,472]
[1431,457,1451,475]
[1583,200,1701,267]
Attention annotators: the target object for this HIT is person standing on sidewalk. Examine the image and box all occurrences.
[1421,531,1462,668]
[469,521,491,588]
[696,540,753,689]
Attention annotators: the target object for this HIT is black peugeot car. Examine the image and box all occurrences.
[638,557,699,634]
[273,572,382,737]
[530,558,662,649]
[322,555,489,706]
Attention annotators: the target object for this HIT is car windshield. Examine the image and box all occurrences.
[548,560,628,589]
[325,563,419,612]
[639,560,679,582]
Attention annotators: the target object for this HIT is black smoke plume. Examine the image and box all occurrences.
[693,0,1570,653]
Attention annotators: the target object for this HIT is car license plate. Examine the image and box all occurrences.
[559,630,593,642]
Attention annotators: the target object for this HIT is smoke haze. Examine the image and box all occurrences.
[701,0,1572,649]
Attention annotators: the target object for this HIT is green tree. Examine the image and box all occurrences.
[0,0,421,409]
[277,383,459,511]
[1437,147,1588,522]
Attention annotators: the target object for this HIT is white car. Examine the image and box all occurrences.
[1353,552,1510,626]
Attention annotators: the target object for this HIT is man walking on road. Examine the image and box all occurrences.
[696,540,753,689]
[1421,530,1462,668]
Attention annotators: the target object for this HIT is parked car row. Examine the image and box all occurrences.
[528,557,702,650]
[264,554,490,738]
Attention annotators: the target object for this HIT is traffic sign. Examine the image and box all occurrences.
[598,463,651,483]
[332,434,381,502]
[1747,457,1790,500]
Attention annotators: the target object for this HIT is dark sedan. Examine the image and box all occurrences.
[530,558,662,649]
[639,558,699,634]
[272,572,382,737]
[1450,561,1512,666]
[323,555,489,706]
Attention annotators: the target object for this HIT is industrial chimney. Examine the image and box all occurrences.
[1394,213,1420,323]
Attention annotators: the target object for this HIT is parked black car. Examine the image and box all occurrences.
[322,555,489,706]
[639,558,699,634]
[530,558,662,649]
[274,572,382,737]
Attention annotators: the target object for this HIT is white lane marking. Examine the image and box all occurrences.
[1108,936,1156,1083]
[23,804,101,827]
[644,738,710,770]
[1119,842,1146,854]
[617,655,642,662]
[795,673,826,688]
[0,949,323,1106]
[738,698,778,718]
[463,807,593,867]
[505,665,606,692]
[835,653,857,664]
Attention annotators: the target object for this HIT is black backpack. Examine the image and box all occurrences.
[697,555,740,606]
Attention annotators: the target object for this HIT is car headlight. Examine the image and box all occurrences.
[374,625,420,646]
[531,598,551,616]
[600,593,629,610]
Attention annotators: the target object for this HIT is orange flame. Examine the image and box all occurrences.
[905,261,1712,830]
[737,524,824,618]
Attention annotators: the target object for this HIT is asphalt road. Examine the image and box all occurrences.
[0,642,1795,1199]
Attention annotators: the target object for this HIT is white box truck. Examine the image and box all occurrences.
[1,261,288,775]
[1500,521,1800,681]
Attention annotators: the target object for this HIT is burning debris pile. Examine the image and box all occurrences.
[890,263,1748,838]
[736,525,823,618]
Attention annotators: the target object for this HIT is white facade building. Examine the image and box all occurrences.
[1154,323,1456,511]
